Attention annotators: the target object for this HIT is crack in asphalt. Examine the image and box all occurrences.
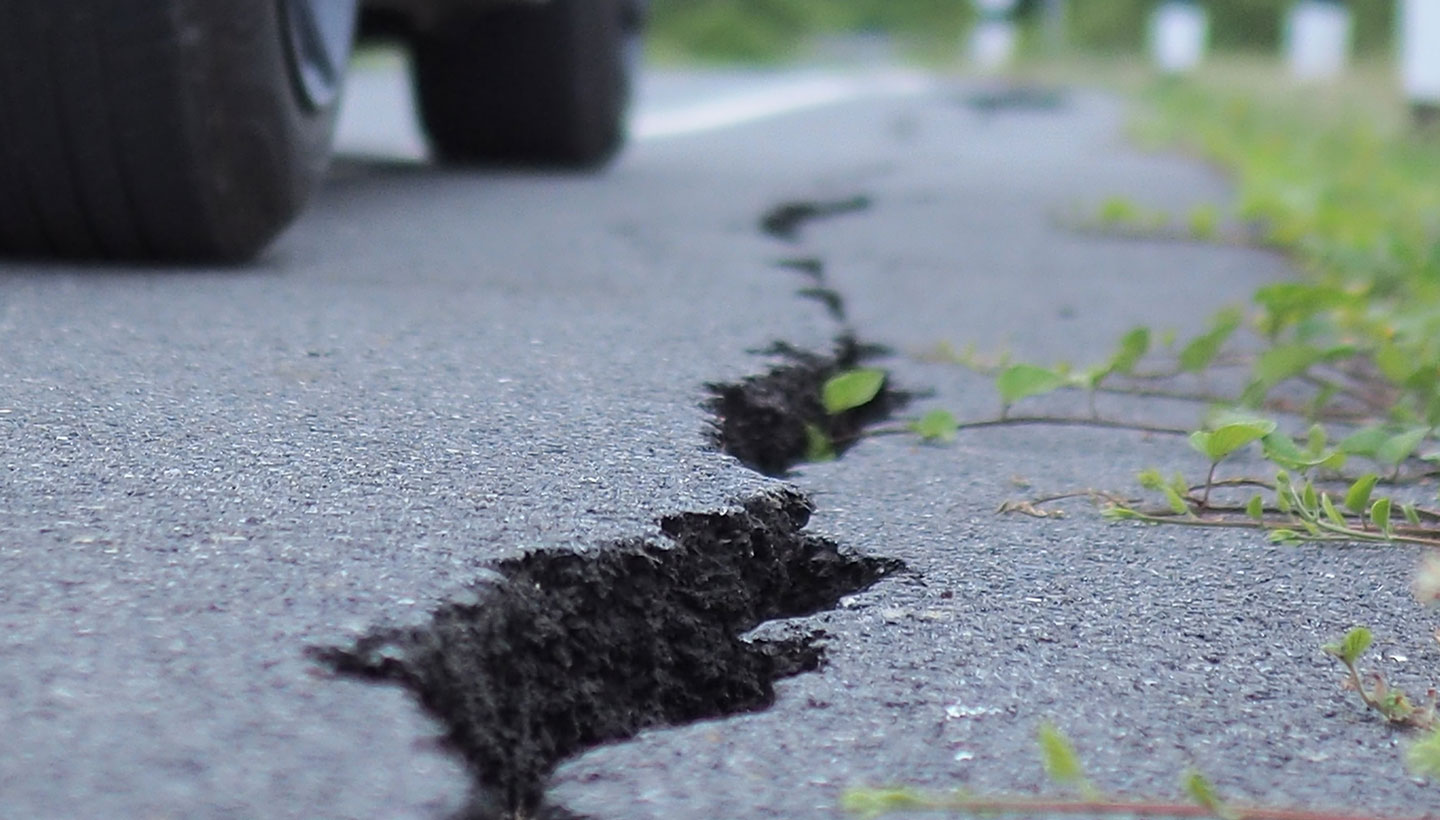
[310,199,908,819]
[706,336,905,477]
[759,195,872,242]
[311,489,901,818]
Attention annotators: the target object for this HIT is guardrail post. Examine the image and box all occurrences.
[1286,0,1352,81]
[970,0,1020,71]
[1401,0,1440,127]
[1149,0,1208,74]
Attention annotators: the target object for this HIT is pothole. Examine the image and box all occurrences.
[707,336,907,476]
[310,488,902,819]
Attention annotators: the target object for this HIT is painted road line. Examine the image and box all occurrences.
[631,71,936,142]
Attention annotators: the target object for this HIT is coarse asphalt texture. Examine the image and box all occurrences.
[3,57,1438,818]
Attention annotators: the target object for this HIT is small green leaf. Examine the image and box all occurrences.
[1183,770,1236,820]
[1189,419,1276,462]
[1323,627,1373,667]
[822,368,886,414]
[1102,505,1145,521]
[1109,327,1151,376]
[1137,468,1165,490]
[995,364,1064,407]
[1267,528,1301,544]
[1301,481,1319,514]
[1340,426,1390,457]
[1252,282,1346,337]
[1262,431,1336,470]
[1403,501,1422,526]
[1371,497,1394,537]
[1406,728,1440,781]
[1376,341,1414,385]
[1254,344,1323,389]
[1245,495,1264,520]
[1097,195,1141,225]
[1319,492,1347,528]
[804,423,836,463]
[1305,423,1328,455]
[1274,471,1293,513]
[1160,485,1191,516]
[1037,723,1090,794]
[1377,428,1429,466]
[1344,474,1379,515]
[1187,204,1220,240]
[1179,308,1242,373]
[839,787,931,817]
[908,409,959,443]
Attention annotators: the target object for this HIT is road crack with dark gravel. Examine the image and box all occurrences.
[311,490,901,818]
[311,198,906,819]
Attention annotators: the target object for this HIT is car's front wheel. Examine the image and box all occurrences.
[0,0,356,262]
[410,0,633,168]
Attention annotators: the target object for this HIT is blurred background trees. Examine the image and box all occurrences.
[646,0,1396,62]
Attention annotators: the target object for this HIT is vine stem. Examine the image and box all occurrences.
[958,416,1191,436]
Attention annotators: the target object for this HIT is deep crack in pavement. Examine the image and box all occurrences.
[707,337,905,477]
[312,489,902,818]
[313,199,908,818]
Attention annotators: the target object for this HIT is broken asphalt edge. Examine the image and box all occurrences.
[310,198,908,819]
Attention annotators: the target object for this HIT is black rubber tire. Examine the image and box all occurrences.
[410,0,631,168]
[0,1,344,262]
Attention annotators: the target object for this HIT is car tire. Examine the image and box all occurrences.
[0,0,355,262]
[410,0,632,168]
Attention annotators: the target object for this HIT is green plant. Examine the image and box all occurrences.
[1322,627,1436,730]
[841,724,1392,819]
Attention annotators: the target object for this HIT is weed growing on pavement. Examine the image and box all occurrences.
[1322,626,1440,785]
[839,723,1397,819]
[824,64,1440,783]
[1322,626,1437,730]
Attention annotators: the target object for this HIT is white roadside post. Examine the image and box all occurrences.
[970,0,1021,71]
[1149,0,1209,75]
[1401,0,1440,126]
[1040,0,1068,54]
[1286,0,1352,81]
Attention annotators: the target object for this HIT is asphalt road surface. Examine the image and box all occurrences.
[3,55,1437,819]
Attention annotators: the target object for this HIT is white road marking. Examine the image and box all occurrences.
[631,71,935,141]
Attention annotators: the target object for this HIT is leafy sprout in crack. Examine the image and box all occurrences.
[823,368,887,415]
[908,409,959,443]
[1322,626,1437,731]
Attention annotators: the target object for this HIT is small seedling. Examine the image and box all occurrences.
[823,368,887,414]
[908,409,959,443]
[1322,627,1437,730]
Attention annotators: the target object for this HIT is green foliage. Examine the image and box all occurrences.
[823,368,886,414]
[804,422,837,463]
[1109,327,1150,377]
[1178,308,1241,373]
[1188,417,1275,462]
[1342,473,1378,515]
[1323,627,1437,730]
[647,0,1395,62]
[840,787,931,818]
[1037,723,1097,798]
[909,409,959,443]
[1062,0,1392,55]
[1408,728,1440,781]
[996,364,1064,412]
[1322,626,1372,668]
[1183,770,1237,820]
[1187,204,1220,241]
